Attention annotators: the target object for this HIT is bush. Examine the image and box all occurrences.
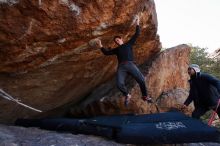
[190,45,220,79]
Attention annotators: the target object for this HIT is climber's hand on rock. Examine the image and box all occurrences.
[96,39,103,48]
[136,15,140,25]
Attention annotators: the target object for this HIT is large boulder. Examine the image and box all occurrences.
[70,44,191,117]
[0,0,160,123]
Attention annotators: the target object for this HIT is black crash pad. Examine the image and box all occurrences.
[15,112,220,144]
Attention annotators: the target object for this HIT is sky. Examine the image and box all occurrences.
[154,0,220,53]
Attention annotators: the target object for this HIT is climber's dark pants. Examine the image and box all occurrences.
[116,61,147,97]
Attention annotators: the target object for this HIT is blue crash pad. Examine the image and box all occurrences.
[15,111,220,144]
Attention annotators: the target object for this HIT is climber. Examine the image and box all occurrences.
[96,15,152,106]
[181,64,220,119]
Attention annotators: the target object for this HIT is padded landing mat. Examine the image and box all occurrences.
[15,112,220,144]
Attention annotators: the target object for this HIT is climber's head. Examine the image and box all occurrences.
[188,64,200,76]
[114,36,124,46]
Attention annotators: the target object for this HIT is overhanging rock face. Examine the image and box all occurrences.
[0,0,161,123]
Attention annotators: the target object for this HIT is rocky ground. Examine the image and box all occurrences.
[0,124,124,146]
